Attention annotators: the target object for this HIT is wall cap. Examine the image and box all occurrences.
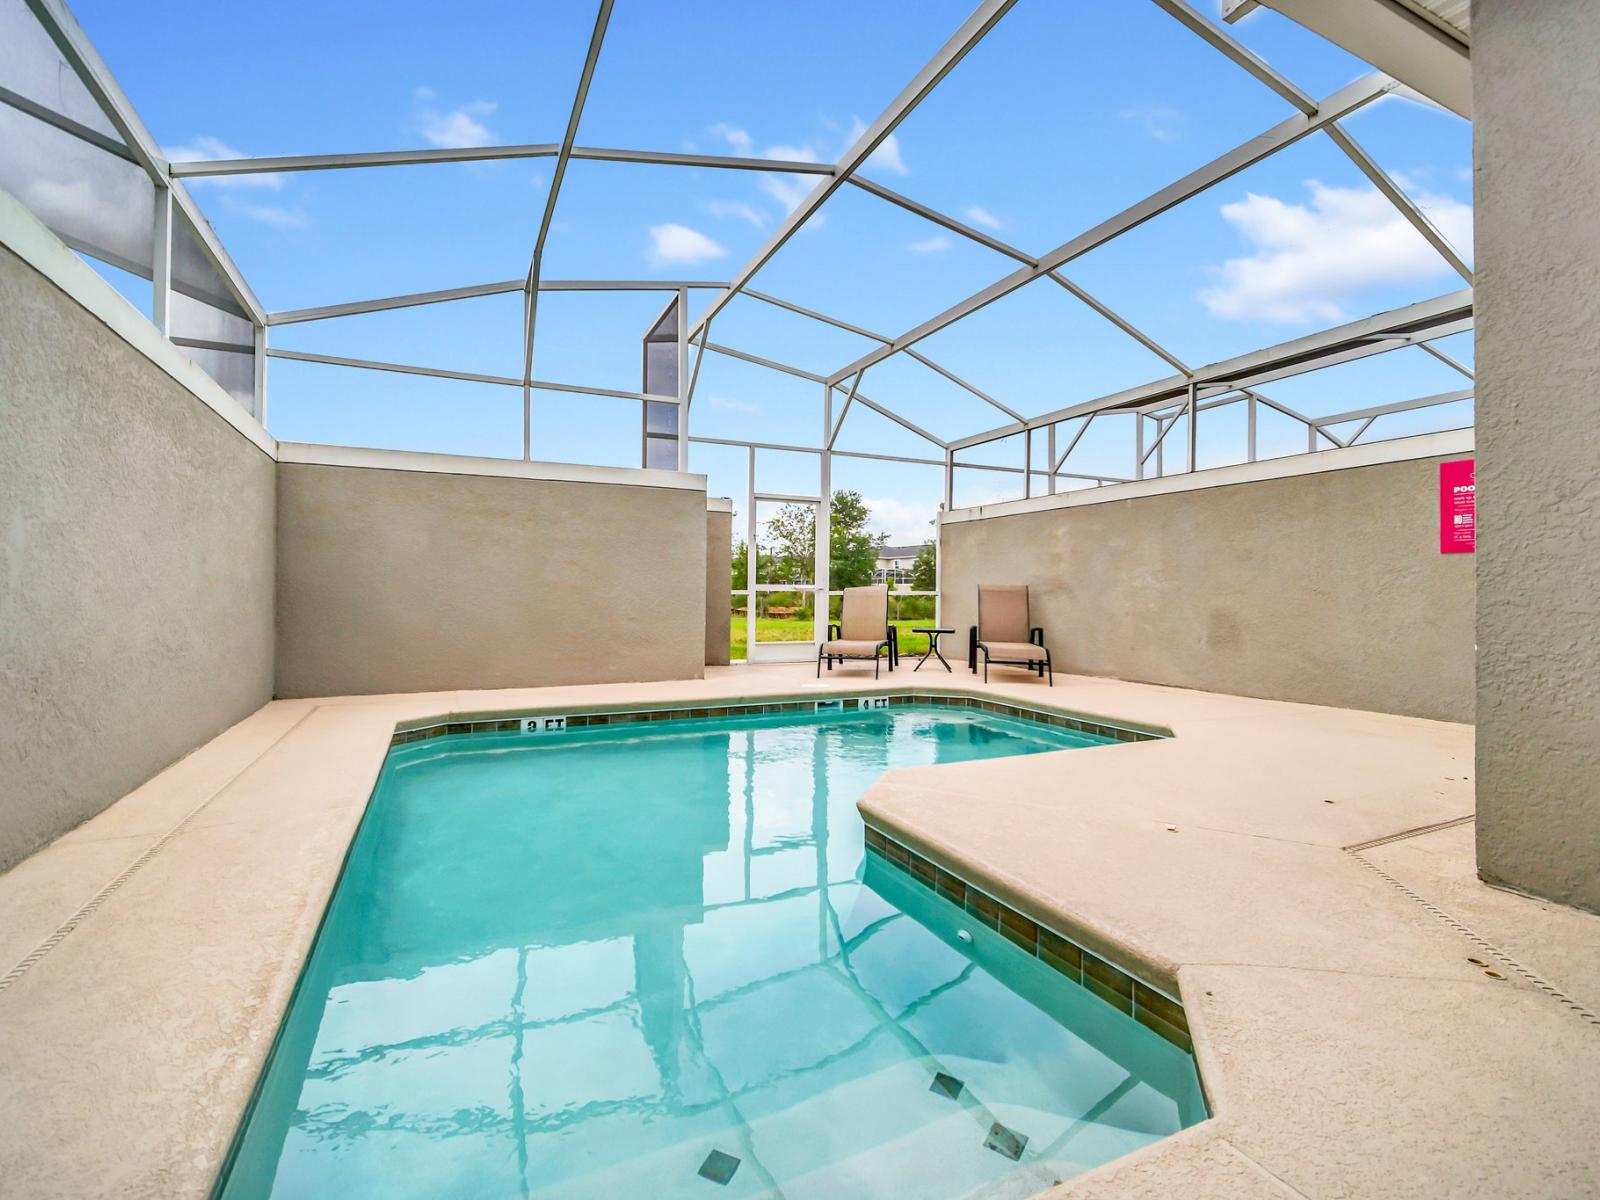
[0,183,277,459]
[942,428,1474,525]
[277,440,709,491]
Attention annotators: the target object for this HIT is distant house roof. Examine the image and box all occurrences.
[877,544,929,560]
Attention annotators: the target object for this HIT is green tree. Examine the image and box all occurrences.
[829,490,886,588]
[763,503,817,584]
[757,490,886,589]
[909,541,937,592]
[730,541,771,590]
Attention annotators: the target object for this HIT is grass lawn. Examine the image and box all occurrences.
[730,617,938,663]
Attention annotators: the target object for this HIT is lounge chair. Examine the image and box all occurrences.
[968,584,1052,685]
[817,585,897,678]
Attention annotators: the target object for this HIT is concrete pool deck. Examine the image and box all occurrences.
[0,665,1596,1198]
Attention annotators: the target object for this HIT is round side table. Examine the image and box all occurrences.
[911,627,955,672]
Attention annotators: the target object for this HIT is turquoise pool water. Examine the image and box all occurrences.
[219,704,1205,1199]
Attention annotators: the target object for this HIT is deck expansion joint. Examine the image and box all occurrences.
[1345,844,1600,1028]
[0,707,321,996]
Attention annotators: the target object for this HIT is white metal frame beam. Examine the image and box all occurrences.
[827,73,1400,386]
[168,144,836,179]
[947,288,1472,450]
[23,0,265,325]
[266,346,664,403]
[846,177,1193,377]
[520,0,614,459]
[1149,0,1470,282]
[686,0,1018,341]
[268,278,729,326]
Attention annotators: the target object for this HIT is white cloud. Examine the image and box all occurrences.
[165,135,283,189]
[863,496,937,545]
[847,115,908,176]
[707,200,768,229]
[907,234,950,254]
[1198,180,1473,323]
[763,142,821,165]
[963,205,1003,231]
[417,95,498,149]
[230,201,309,228]
[1121,104,1185,143]
[758,172,818,216]
[708,123,754,156]
[707,394,760,414]
[647,223,727,266]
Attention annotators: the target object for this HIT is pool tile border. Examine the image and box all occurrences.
[864,825,1193,1053]
[388,692,1166,747]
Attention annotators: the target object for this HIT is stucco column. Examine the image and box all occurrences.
[1473,0,1600,912]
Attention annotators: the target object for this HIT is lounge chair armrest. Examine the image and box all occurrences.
[1030,627,1045,646]
[828,623,841,640]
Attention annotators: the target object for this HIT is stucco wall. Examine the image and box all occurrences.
[1473,2,1600,911]
[0,246,276,872]
[940,447,1474,721]
[706,505,732,666]
[275,461,707,697]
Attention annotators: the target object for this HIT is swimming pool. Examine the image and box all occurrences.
[218,703,1205,1199]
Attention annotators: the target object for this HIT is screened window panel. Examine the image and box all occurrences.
[179,345,255,412]
[169,287,256,414]
[644,436,678,470]
[643,341,678,397]
[0,0,124,140]
[644,401,679,436]
[170,199,248,317]
[646,302,678,341]
[0,103,154,276]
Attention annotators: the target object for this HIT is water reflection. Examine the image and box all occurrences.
[222,710,1203,1199]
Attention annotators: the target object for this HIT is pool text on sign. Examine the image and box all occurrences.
[1439,459,1475,554]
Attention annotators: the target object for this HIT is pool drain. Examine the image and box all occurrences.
[985,1122,1028,1161]
[698,1149,740,1185]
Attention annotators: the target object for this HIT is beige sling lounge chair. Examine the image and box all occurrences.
[817,585,896,678]
[968,584,1052,685]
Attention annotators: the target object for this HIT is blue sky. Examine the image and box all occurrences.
[67,0,1474,542]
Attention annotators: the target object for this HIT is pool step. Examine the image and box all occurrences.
[517,1056,1159,1197]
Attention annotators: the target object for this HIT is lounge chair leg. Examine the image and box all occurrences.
[1046,652,1053,687]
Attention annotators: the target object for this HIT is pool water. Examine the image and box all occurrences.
[219,704,1205,1199]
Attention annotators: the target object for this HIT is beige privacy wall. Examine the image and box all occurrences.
[941,438,1474,721]
[1473,3,1600,913]
[706,502,732,666]
[275,453,708,697]
[0,245,276,873]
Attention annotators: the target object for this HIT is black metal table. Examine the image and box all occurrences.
[911,627,955,672]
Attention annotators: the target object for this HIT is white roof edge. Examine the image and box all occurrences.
[1243,0,1469,117]
[0,182,277,459]
[707,497,735,513]
[277,441,709,492]
[941,428,1474,526]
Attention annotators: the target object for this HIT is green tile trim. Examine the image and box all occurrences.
[867,828,1193,1053]
[389,692,1167,747]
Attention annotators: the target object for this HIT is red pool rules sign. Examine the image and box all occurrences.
[1439,459,1475,553]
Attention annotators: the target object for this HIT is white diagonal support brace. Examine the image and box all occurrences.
[1146,0,1317,114]
[947,288,1471,450]
[1324,123,1472,281]
[827,73,1401,386]
[686,0,1018,341]
[521,0,615,458]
